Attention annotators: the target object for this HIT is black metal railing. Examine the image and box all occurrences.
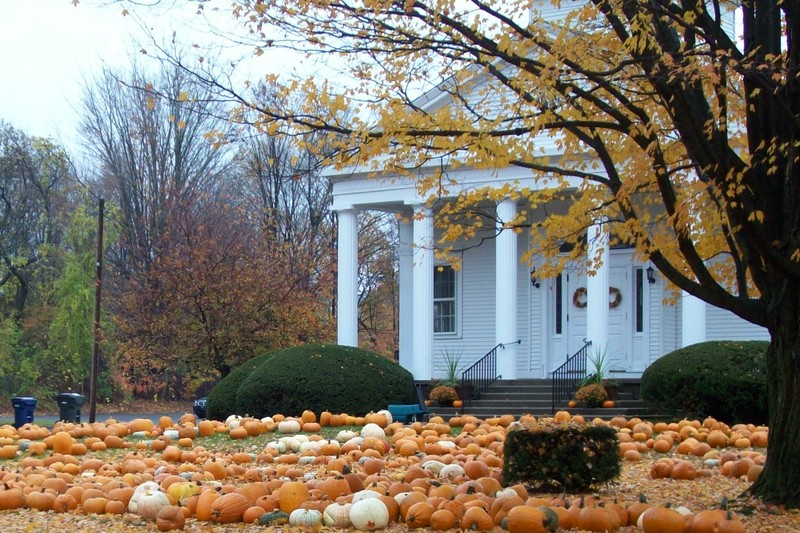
[461,340,520,408]
[551,340,592,413]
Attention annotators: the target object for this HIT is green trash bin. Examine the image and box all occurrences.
[56,393,85,423]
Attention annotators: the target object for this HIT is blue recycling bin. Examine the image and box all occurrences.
[56,393,85,423]
[11,397,37,428]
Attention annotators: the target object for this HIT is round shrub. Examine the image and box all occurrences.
[206,351,278,421]
[235,344,415,418]
[641,341,768,424]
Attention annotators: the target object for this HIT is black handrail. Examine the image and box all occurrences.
[551,340,592,413]
[460,340,520,408]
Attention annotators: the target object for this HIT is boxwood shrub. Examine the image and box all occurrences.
[206,351,277,421]
[235,344,415,418]
[640,341,768,424]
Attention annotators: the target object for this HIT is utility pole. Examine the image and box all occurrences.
[89,198,104,423]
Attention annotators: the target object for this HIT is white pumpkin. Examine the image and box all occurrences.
[437,439,457,449]
[323,502,353,528]
[130,489,172,520]
[279,436,302,451]
[393,491,414,506]
[299,440,322,454]
[494,488,519,499]
[349,498,389,530]
[336,430,357,443]
[289,508,323,527]
[438,463,465,480]
[360,423,386,441]
[278,419,302,434]
[422,460,446,474]
[351,489,382,503]
[266,440,287,454]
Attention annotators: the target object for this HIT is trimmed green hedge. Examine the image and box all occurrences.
[641,341,768,424]
[235,344,415,418]
[206,351,277,421]
[503,422,620,492]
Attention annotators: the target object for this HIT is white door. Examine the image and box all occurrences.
[606,266,631,372]
[548,265,632,373]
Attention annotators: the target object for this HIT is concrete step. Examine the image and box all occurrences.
[427,378,661,421]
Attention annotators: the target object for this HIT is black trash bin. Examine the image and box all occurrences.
[56,393,85,423]
[10,397,37,428]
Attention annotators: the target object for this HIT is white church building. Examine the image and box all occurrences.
[327,1,768,383]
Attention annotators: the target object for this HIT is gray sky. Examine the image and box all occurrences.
[0,1,145,149]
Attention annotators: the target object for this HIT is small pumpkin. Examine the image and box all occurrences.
[156,505,186,531]
[461,506,494,531]
[259,510,290,526]
[289,508,323,527]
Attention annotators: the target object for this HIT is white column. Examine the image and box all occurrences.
[412,206,434,380]
[397,219,414,373]
[336,209,359,347]
[495,198,518,380]
[586,222,609,354]
[681,291,707,347]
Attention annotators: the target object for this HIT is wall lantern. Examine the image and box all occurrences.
[646,265,657,284]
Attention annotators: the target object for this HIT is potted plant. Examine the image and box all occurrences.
[429,385,459,407]
[437,349,464,387]
[574,383,608,408]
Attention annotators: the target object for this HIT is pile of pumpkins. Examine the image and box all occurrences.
[0,409,762,532]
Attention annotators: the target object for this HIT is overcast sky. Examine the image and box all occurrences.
[0,2,151,150]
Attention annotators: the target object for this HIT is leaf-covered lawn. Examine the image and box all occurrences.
[0,411,796,532]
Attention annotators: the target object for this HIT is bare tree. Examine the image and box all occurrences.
[79,57,236,280]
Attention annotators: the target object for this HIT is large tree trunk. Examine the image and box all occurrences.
[750,301,800,507]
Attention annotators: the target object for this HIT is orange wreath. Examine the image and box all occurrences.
[573,287,623,308]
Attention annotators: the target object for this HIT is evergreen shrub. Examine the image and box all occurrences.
[235,344,415,418]
[503,421,620,492]
[640,340,768,424]
[206,351,277,420]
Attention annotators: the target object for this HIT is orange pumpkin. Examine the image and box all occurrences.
[195,488,221,521]
[641,505,686,533]
[156,505,186,531]
[505,505,547,533]
[53,493,78,513]
[277,481,309,514]
[577,505,617,533]
[26,490,56,512]
[210,492,249,523]
[81,496,109,514]
[430,508,458,530]
[405,501,435,528]
[461,506,494,531]
[105,499,127,515]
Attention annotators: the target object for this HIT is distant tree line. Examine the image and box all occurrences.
[0,58,398,404]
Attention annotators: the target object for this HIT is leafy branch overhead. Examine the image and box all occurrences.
[125,0,798,508]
